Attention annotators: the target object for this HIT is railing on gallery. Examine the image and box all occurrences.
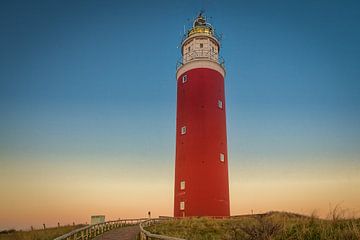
[180,29,223,44]
[139,218,186,240]
[54,218,147,240]
[176,50,225,70]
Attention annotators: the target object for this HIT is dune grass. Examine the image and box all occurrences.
[0,225,85,240]
[146,211,360,240]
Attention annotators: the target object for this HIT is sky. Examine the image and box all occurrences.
[1,0,360,230]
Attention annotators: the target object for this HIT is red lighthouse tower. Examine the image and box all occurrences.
[174,13,230,217]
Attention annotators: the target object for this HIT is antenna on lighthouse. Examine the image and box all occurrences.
[197,9,205,22]
[199,9,205,15]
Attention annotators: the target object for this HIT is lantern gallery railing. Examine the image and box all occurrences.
[180,28,222,44]
[183,49,219,63]
[176,50,225,70]
[53,218,146,240]
[139,219,186,240]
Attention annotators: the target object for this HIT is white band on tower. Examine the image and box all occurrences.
[176,60,225,79]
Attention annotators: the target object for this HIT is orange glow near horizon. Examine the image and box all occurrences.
[1,154,359,230]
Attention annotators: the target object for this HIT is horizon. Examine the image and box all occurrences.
[1,0,359,231]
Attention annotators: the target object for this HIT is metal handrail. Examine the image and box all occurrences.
[183,49,219,62]
[53,218,147,240]
[139,219,186,240]
[176,49,225,70]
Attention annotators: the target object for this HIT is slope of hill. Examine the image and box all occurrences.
[146,212,360,240]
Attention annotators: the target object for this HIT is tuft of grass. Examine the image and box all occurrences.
[146,211,360,240]
[0,225,85,240]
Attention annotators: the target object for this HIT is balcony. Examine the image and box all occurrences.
[176,49,225,70]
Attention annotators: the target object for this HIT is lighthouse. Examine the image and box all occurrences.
[174,13,230,217]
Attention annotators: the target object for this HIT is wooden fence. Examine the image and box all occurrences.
[53,218,146,240]
[139,219,186,240]
[54,217,186,240]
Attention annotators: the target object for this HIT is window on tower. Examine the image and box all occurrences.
[182,75,187,83]
[180,180,185,190]
[181,126,187,135]
[180,201,185,210]
[200,43,203,48]
[218,100,223,109]
[220,153,225,162]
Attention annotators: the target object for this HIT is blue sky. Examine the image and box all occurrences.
[0,0,360,229]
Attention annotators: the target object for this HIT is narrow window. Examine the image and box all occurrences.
[180,201,185,210]
[181,126,186,135]
[182,75,187,83]
[188,46,191,52]
[220,153,225,162]
[218,100,223,109]
[200,43,203,48]
[180,181,185,190]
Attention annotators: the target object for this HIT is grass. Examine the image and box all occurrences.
[146,211,360,240]
[0,225,85,240]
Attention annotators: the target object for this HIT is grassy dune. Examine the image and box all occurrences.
[0,225,85,240]
[146,212,360,240]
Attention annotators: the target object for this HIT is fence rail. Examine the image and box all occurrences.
[176,50,225,70]
[139,219,186,240]
[54,218,147,240]
[54,217,186,240]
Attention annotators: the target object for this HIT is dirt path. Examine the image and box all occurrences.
[92,225,140,240]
